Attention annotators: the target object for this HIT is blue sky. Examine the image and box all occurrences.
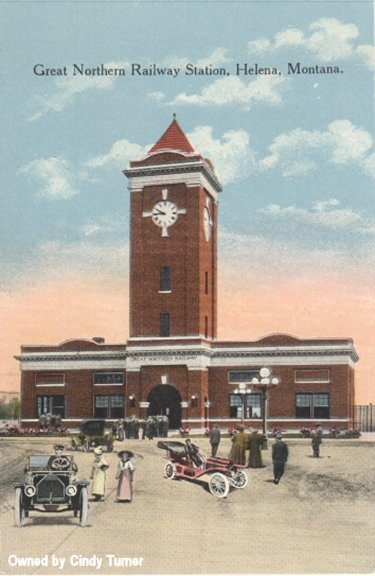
[1,0,375,401]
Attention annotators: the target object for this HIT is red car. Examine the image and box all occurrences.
[157,439,248,498]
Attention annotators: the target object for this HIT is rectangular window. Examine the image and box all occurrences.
[204,315,208,338]
[94,395,124,419]
[160,312,170,337]
[37,396,65,417]
[295,369,330,383]
[296,393,330,419]
[228,370,259,384]
[160,266,171,291]
[36,374,65,387]
[229,393,262,419]
[93,372,124,385]
[205,271,208,295]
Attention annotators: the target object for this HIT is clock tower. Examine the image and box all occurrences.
[124,118,222,340]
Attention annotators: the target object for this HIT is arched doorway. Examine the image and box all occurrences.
[147,385,182,429]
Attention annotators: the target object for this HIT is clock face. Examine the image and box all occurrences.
[203,206,212,241]
[151,200,179,229]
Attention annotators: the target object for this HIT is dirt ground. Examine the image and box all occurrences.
[0,434,374,575]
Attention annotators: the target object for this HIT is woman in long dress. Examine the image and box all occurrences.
[116,450,135,502]
[90,446,109,501]
[228,425,249,465]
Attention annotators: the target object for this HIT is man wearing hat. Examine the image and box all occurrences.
[271,434,289,485]
[116,450,135,502]
[90,447,109,501]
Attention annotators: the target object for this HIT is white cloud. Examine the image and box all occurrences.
[187,126,256,184]
[247,17,372,69]
[363,153,375,179]
[35,239,129,282]
[147,91,166,102]
[328,120,373,164]
[355,44,375,70]
[219,225,375,286]
[260,199,361,230]
[81,214,128,237]
[306,18,358,61]
[85,139,147,169]
[171,75,286,108]
[20,157,80,199]
[29,61,128,121]
[260,120,374,178]
[165,47,232,70]
[274,28,305,49]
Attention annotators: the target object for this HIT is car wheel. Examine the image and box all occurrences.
[164,461,176,480]
[79,487,89,527]
[230,469,248,489]
[208,473,230,498]
[14,488,24,527]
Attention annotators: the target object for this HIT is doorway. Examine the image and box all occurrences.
[147,385,182,429]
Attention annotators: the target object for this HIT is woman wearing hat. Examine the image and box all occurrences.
[90,447,109,501]
[116,450,135,503]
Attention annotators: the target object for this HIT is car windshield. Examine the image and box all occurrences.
[28,455,52,468]
[29,454,73,469]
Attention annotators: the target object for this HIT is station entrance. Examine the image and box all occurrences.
[147,385,182,429]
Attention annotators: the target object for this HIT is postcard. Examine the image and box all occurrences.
[0,0,374,575]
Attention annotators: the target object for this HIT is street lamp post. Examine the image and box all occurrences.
[233,382,251,426]
[204,399,211,429]
[251,367,280,449]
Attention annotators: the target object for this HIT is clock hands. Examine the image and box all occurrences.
[153,209,166,216]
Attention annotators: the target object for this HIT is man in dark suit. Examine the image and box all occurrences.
[311,424,323,457]
[271,434,289,484]
[209,425,221,457]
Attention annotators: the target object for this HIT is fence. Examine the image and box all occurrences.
[354,404,375,432]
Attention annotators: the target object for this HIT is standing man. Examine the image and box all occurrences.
[272,434,289,485]
[311,424,323,458]
[209,425,221,457]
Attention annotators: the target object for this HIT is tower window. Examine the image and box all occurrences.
[160,266,171,291]
[160,312,170,337]
[205,315,208,338]
[205,271,208,295]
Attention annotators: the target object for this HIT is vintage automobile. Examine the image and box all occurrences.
[71,418,114,452]
[14,453,89,527]
[157,439,248,498]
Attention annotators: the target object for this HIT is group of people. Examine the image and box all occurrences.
[54,421,324,502]
[113,415,169,441]
[51,443,135,504]
[227,425,289,484]
[89,446,135,503]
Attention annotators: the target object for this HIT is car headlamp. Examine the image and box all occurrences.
[24,484,36,497]
[66,484,77,497]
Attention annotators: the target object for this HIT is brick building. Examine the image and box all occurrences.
[16,119,358,431]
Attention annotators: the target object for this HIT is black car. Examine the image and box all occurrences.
[14,453,89,527]
[71,418,114,452]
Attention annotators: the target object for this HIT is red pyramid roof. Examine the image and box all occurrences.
[148,118,195,154]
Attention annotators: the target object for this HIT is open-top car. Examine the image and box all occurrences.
[14,453,89,527]
[71,418,114,452]
[157,438,248,498]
